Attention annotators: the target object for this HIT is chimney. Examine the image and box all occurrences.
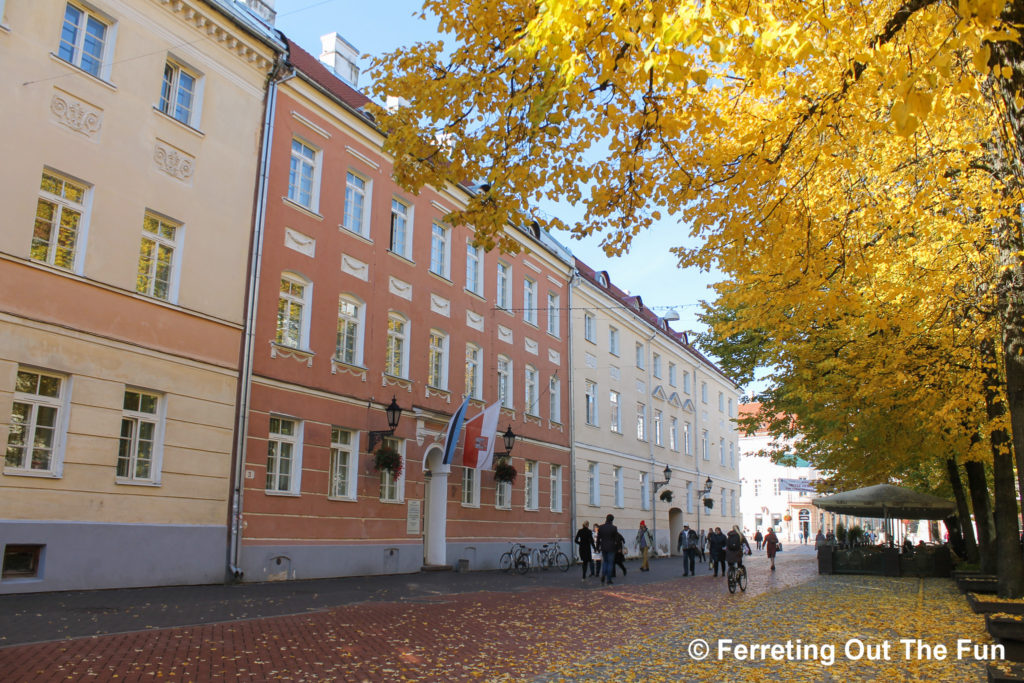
[241,0,276,25]
[319,33,360,88]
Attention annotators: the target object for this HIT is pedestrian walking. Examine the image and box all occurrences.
[698,529,707,562]
[614,531,628,577]
[575,521,597,580]
[709,526,727,577]
[765,527,780,572]
[636,521,653,571]
[680,524,697,576]
[596,514,619,585]
[754,529,763,551]
[815,529,826,548]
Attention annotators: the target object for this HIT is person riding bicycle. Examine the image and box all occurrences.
[725,526,751,571]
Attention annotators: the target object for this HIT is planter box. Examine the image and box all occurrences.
[968,593,1024,615]
[961,576,1000,594]
[954,569,988,580]
[987,615,1024,662]
[989,662,1024,682]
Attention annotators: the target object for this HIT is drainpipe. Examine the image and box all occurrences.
[566,270,579,553]
[226,53,296,582]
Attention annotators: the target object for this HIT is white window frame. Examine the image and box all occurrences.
[548,375,561,423]
[116,388,164,484]
[523,278,537,325]
[465,241,483,295]
[720,438,726,465]
[729,441,735,469]
[385,312,410,379]
[276,273,311,350]
[159,56,204,128]
[462,466,480,507]
[524,365,539,416]
[5,368,70,476]
[653,353,662,379]
[684,421,692,454]
[614,466,624,507]
[635,342,645,369]
[266,416,302,495]
[32,169,91,274]
[342,171,372,237]
[719,391,725,412]
[728,398,735,417]
[721,487,726,512]
[336,294,365,367]
[686,481,694,514]
[550,464,563,512]
[609,390,621,433]
[640,472,651,510]
[731,489,737,517]
[702,430,709,460]
[546,292,560,337]
[379,437,406,502]
[496,478,512,509]
[465,343,482,400]
[287,138,321,211]
[429,222,450,279]
[389,198,413,259]
[58,1,115,80]
[496,261,511,310]
[137,211,182,303]
[683,371,692,394]
[427,329,449,390]
[636,402,647,441]
[669,416,679,451]
[524,460,538,510]
[701,382,708,403]
[608,327,620,356]
[669,363,677,387]
[588,462,600,506]
[653,409,663,446]
[497,355,513,409]
[584,381,598,426]
[328,427,359,500]
[584,312,595,342]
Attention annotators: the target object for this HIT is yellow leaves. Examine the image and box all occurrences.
[973,44,992,75]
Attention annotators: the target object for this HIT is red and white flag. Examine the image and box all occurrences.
[461,401,501,469]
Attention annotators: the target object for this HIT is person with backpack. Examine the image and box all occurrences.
[725,526,750,573]
[765,527,780,572]
[708,526,727,577]
[680,524,697,576]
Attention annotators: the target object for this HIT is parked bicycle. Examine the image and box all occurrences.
[499,542,532,574]
[532,542,570,572]
[727,562,747,593]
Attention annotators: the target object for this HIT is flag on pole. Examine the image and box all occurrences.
[430,397,470,467]
[463,401,501,469]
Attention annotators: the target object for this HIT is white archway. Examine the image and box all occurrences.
[668,507,684,556]
[423,445,449,567]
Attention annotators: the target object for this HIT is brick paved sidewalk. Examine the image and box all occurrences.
[0,550,816,681]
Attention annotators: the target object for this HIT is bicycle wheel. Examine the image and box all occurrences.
[738,567,748,592]
[499,552,513,573]
[727,568,737,594]
[515,554,530,574]
[554,551,570,572]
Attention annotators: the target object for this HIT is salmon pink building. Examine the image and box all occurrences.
[232,36,574,580]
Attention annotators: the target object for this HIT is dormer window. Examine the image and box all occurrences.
[597,272,608,287]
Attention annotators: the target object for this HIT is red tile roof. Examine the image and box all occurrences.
[285,38,372,114]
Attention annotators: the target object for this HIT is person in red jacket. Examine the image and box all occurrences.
[765,527,780,572]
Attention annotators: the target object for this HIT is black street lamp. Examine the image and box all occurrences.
[495,425,516,459]
[653,464,672,494]
[368,396,403,451]
[697,475,714,534]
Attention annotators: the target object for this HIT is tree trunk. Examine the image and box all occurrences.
[964,459,996,575]
[944,516,967,559]
[946,456,978,563]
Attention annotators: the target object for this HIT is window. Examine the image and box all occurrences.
[427,330,449,390]
[684,421,692,454]
[58,2,111,79]
[584,381,598,426]
[584,313,595,342]
[328,427,357,499]
[702,430,709,460]
[547,293,560,336]
[159,59,201,126]
[287,139,319,210]
[117,389,162,483]
[390,199,412,258]
[728,398,735,417]
[608,327,620,355]
[636,403,646,441]
[523,278,537,325]
[686,481,694,514]
[276,274,310,349]
[524,460,538,510]
[496,262,511,309]
[614,466,624,507]
[550,464,563,512]
[136,212,180,301]
[266,416,300,494]
[701,382,708,403]
[5,369,66,474]
[754,479,761,496]
[669,416,678,451]
[465,344,482,399]
[466,242,483,295]
[342,172,370,237]
[653,353,662,378]
[773,479,780,496]
[683,371,691,394]
[731,489,736,517]
[729,442,735,469]
[497,356,513,409]
[462,466,479,506]
[496,479,511,509]
[720,438,726,465]
[588,462,600,506]
[379,437,405,502]
[669,363,677,387]
[609,390,621,433]
[2,545,43,579]
[429,223,450,278]
[524,365,538,416]
[640,472,650,510]
[719,392,725,412]
[336,295,364,366]
[635,342,645,369]
[385,313,409,378]
[653,409,663,446]
[548,375,561,423]
[32,170,88,272]
[721,487,726,512]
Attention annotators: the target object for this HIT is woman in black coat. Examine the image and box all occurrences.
[575,521,597,579]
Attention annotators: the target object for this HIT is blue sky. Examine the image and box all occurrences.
[272,0,741,383]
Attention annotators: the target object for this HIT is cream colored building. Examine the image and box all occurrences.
[0,0,283,592]
[570,261,742,556]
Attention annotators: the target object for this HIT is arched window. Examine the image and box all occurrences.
[524,364,538,415]
[465,344,482,399]
[427,329,449,389]
[497,355,513,409]
[385,312,409,378]
[276,272,311,349]
[336,294,365,366]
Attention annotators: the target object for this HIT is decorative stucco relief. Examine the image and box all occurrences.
[341,254,368,281]
[498,325,513,344]
[585,353,597,369]
[389,276,412,300]
[430,294,451,317]
[524,337,538,355]
[50,90,102,138]
[154,140,195,182]
[609,365,621,380]
[466,310,484,331]
[284,228,315,257]
[548,349,561,365]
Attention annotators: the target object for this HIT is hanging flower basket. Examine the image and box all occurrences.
[659,489,674,503]
[783,514,793,522]
[493,460,517,483]
[703,498,714,509]
[373,446,403,478]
